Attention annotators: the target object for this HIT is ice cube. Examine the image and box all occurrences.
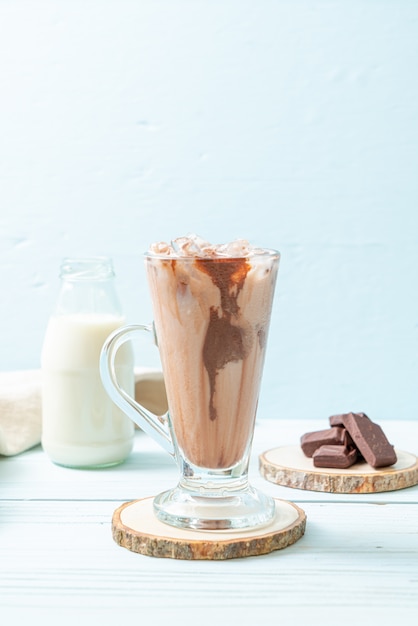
[149,241,172,255]
[150,234,265,258]
[171,234,212,257]
[217,239,252,258]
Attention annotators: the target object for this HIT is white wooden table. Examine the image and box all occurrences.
[1,419,417,625]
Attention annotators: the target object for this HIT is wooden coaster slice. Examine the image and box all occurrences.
[259,445,418,494]
[112,497,306,560]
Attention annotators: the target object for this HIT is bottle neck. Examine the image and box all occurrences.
[55,257,123,317]
[60,257,115,282]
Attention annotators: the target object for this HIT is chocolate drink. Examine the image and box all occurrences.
[146,236,279,470]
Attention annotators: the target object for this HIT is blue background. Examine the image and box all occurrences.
[1,0,417,420]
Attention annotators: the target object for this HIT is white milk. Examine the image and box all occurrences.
[41,314,135,467]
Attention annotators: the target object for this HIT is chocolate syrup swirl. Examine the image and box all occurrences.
[196,258,251,421]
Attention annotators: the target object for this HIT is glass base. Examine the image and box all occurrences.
[153,483,276,531]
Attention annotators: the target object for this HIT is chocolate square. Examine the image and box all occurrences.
[341,413,397,468]
[312,444,358,469]
[301,427,346,458]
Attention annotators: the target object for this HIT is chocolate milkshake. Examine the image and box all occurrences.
[146,235,279,470]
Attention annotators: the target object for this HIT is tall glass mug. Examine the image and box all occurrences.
[100,236,280,530]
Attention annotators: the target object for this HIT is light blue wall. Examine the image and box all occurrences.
[1,1,417,420]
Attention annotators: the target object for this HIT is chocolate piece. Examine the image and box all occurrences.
[329,414,345,427]
[301,427,346,458]
[329,412,368,427]
[341,412,397,468]
[313,445,358,469]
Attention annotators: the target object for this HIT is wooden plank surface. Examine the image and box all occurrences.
[1,419,418,625]
[2,419,417,502]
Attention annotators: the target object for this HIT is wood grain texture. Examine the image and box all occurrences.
[259,446,418,493]
[112,497,306,560]
[2,420,418,624]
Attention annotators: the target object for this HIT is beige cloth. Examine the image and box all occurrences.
[0,370,43,456]
[134,368,168,417]
[0,368,168,457]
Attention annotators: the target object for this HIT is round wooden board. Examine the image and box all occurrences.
[259,445,418,494]
[112,496,306,560]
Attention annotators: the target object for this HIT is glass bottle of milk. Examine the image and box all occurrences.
[41,257,135,468]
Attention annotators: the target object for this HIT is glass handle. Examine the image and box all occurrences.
[100,324,175,456]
